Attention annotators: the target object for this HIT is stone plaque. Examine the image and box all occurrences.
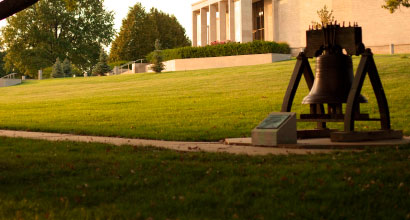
[252,113,297,146]
[256,114,290,129]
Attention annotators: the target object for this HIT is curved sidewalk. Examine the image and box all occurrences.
[0,129,342,156]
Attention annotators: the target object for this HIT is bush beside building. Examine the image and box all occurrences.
[146,41,290,62]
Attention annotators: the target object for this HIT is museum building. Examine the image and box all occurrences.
[191,0,410,54]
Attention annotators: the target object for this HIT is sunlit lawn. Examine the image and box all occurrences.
[0,55,409,219]
[0,54,408,141]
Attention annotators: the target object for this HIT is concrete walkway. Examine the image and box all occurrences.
[225,137,410,149]
[0,129,345,156]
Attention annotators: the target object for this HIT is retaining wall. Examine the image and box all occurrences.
[155,53,291,72]
[0,79,22,87]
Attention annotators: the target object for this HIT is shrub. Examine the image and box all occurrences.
[146,41,290,62]
[92,49,112,76]
[51,58,64,78]
[150,39,165,73]
[42,67,53,79]
[43,65,81,79]
[71,66,82,77]
[62,58,72,77]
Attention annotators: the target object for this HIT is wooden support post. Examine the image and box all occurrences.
[281,52,316,112]
[332,48,401,142]
[281,53,305,112]
[367,55,391,130]
[281,52,325,129]
[344,53,369,132]
[344,49,391,132]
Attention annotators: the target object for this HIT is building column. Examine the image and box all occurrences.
[209,4,217,43]
[263,0,272,41]
[200,7,208,46]
[240,0,253,43]
[192,11,198,46]
[228,0,235,41]
[218,1,227,42]
[272,0,279,41]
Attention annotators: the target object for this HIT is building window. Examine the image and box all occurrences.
[253,1,264,41]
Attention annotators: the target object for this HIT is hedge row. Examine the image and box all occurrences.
[146,41,290,62]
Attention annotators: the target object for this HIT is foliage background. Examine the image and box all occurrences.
[383,0,410,12]
[109,3,191,62]
[0,0,115,77]
[0,51,9,77]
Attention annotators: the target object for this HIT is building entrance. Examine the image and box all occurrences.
[253,0,264,41]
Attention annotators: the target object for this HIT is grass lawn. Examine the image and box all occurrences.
[0,54,409,141]
[0,137,409,219]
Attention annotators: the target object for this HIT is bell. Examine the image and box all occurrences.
[302,53,368,104]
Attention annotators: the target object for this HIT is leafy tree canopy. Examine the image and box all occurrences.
[109,3,154,62]
[149,8,192,52]
[383,0,410,13]
[0,51,9,77]
[109,3,191,62]
[1,0,115,77]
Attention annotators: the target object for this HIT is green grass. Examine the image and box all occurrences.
[0,54,409,141]
[0,137,409,219]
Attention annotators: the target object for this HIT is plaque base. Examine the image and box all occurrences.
[252,113,297,147]
[331,130,403,142]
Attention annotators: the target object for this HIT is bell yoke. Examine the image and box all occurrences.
[281,22,403,142]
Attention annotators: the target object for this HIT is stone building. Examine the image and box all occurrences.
[192,0,410,54]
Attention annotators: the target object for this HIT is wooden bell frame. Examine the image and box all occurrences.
[281,49,403,142]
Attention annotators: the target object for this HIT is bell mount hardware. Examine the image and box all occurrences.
[281,22,403,142]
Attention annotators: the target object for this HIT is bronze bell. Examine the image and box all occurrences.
[302,53,368,104]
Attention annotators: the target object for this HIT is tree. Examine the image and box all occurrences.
[109,3,156,62]
[0,0,39,20]
[312,5,335,29]
[92,49,111,76]
[0,51,9,77]
[1,0,115,77]
[62,58,72,77]
[109,3,190,62]
[150,39,165,73]
[148,8,191,51]
[383,0,410,13]
[51,58,64,78]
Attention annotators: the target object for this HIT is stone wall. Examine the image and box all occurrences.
[157,53,291,72]
[192,0,410,53]
[276,0,410,52]
[277,0,331,48]
[368,44,410,54]
[0,79,22,87]
[395,44,410,54]
[332,0,410,47]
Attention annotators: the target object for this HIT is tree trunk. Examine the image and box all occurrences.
[0,0,39,20]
